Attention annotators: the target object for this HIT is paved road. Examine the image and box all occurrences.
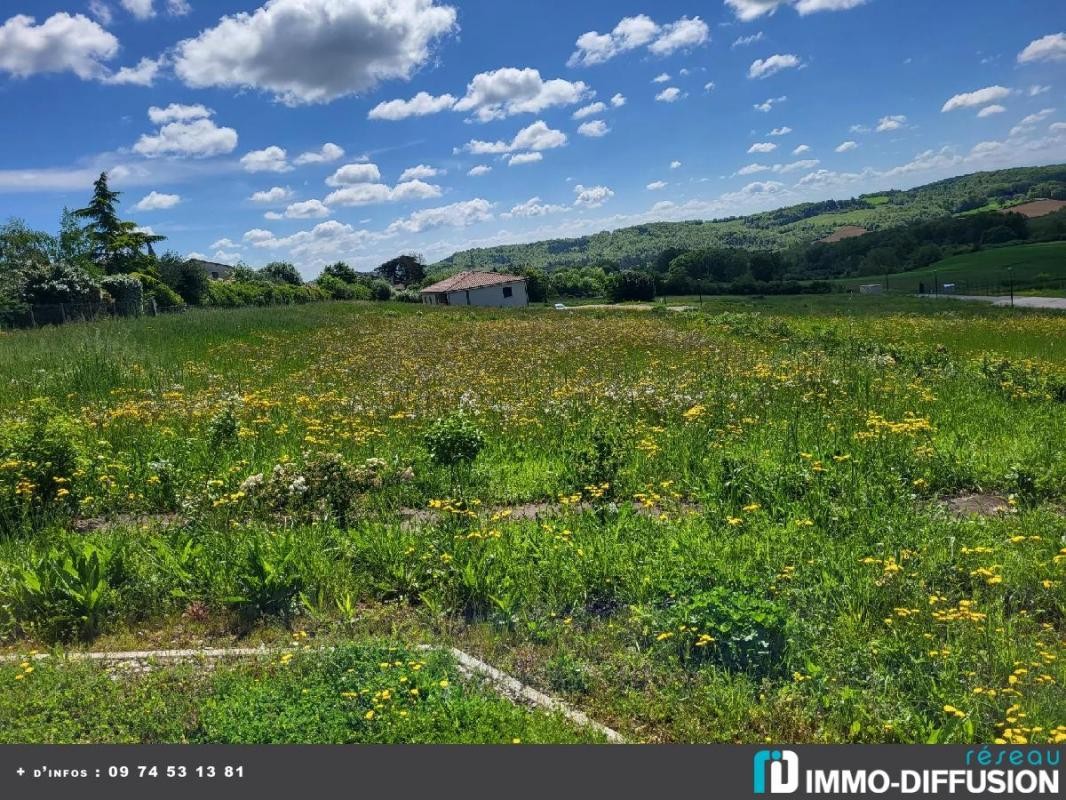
[924,295,1066,310]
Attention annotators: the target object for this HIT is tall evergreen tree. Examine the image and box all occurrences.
[74,172,164,274]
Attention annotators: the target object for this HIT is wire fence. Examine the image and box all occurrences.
[1,299,186,330]
[859,277,1066,298]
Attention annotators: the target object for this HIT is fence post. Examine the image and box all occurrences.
[28,307,37,328]
[152,298,158,316]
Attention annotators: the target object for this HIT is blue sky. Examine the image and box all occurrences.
[1,0,1064,276]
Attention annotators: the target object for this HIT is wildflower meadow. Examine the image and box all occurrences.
[0,296,1062,744]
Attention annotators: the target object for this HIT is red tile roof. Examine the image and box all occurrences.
[421,271,527,293]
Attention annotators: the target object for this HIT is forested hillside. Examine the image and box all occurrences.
[435,165,1066,272]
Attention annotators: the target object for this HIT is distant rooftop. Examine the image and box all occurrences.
[422,271,526,293]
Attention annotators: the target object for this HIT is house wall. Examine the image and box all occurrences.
[422,282,528,308]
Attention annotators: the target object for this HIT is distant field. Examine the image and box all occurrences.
[836,241,1066,293]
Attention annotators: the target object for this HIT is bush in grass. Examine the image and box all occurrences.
[13,541,117,641]
[16,261,101,306]
[131,271,184,310]
[100,274,143,316]
[0,403,81,532]
[566,416,628,499]
[229,531,305,626]
[651,586,789,677]
[317,274,356,300]
[207,402,240,450]
[423,412,485,487]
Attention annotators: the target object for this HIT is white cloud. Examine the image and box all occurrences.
[167,0,192,15]
[754,95,787,112]
[133,191,181,211]
[835,140,858,152]
[611,93,626,107]
[1010,108,1056,136]
[325,179,441,206]
[453,67,591,122]
[573,184,614,208]
[769,126,792,136]
[120,0,156,19]
[1029,85,1051,97]
[568,14,708,67]
[748,142,778,153]
[134,106,238,158]
[283,199,332,219]
[368,91,458,120]
[977,104,1006,118]
[326,163,382,186]
[241,146,293,173]
[704,81,716,92]
[0,12,118,80]
[749,54,802,79]
[249,186,294,203]
[737,163,770,175]
[648,17,710,56]
[652,73,671,84]
[656,87,683,103]
[386,198,493,234]
[461,120,568,155]
[467,165,492,176]
[398,164,441,181]
[578,120,610,138]
[89,1,113,25]
[876,114,907,132]
[1018,33,1066,64]
[732,31,765,48]
[942,86,1011,112]
[573,101,607,119]
[508,152,544,166]
[793,144,811,155]
[646,181,668,191]
[737,158,820,177]
[174,0,459,105]
[101,56,164,86]
[210,238,241,251]
[506,197,567,218]
[670,160,682,169]
[294,143,345,166]
[725,0,868,20]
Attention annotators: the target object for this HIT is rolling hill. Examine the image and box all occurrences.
[433,165,1066,273]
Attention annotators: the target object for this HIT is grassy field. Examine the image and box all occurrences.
[0,300,1064,745]
[835,241,1066,294]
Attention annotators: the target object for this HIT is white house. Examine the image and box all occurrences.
[420,271,529,308]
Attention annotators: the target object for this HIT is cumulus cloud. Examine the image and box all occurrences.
[461,120,568,155]
[749,54,802,79]
[399,164,442,181]
[646,181,668,190]
[505,197,567,218]
[386,198,493,234]
[835,140,858,152]
[0,12,118,80]
[1010,108,1056,137]
[1018,33,1066,64]
[748,142,777,153]
[733,31,765,47]
[793,144,811,155]
[282,199,332,219]
[942,85,1011,112]
[670,160,682,169]
[725,0,868,20]
[508,152,543,166]
[573,184,614,208]
[467,165,492,176]
[568,14,708,67]
[173,0,459,105]
[652,73,671,84]
[133,191,181,211]
[769,126,792,136]
[876,114,907,132]
[134,106,238,158]
[977,104,1006,118]
[294,143,345,166]
[249,186,294,203]
[754,95,787,112]
[241,146,293,173]
[455,67,590,122]
[578,120,610,138]
[101,56,165,86]
[611,93,626,107]
[120,0,156,19]
[368,91,458,120]
[573,102,607,119]
[325,179,441,206]
[326,163,384,186]
[656,87,683,103]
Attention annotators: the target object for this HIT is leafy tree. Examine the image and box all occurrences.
[73,172,164,274]
[518,267,548,303]
[609,270,656,303]
[321,261,359,283]
[260,261,303,286]
[0,218,53,272]
[158,252,209,305]
[376,254,425,286]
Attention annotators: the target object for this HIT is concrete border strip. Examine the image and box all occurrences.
[1,644,626,744]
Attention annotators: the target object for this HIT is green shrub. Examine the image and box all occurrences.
[228,531,305,625]
[0,403,81,532]
[100,274,144,316]
[423,412,485,471]
[131,271,184,309]
[13,541,116,641]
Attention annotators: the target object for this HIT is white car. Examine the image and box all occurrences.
[554,303,568,310]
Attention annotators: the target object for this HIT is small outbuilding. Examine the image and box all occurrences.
[421,271,528,308]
